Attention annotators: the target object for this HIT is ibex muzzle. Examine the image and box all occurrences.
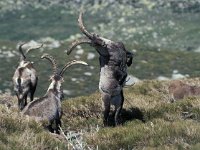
[13,43,43,110]
[67,12,133,126]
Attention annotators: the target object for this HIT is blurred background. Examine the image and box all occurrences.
[0,0,200,98]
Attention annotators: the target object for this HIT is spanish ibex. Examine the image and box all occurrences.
[12,43,43,110]
[67,12,133,126]
[22,53,88,133]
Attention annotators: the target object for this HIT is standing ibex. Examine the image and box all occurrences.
[67,12,133,126]
[12,43,43,110]
[22,53,88,133]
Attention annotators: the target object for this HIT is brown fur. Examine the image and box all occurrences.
[169,80,200,101]
[22,85,62,134]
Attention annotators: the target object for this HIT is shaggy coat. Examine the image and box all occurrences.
[23,54,88,133]
[13,43,42,110]
[67,12,133,126]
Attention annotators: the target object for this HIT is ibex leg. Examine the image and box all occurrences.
[114,91,124,126]
[18,94,27,110]
[30,77,38,101]
[55,119,61,134]
[47,120,54,133]
[102,93,111,126]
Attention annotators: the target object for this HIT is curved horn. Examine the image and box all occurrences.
[66,37,92,55]
[78,12,93,39]
[59,60,88,76]
[26,44,43,54]
[18,43,27,60]
[41,53,58,75]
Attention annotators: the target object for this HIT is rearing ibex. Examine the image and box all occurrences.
[22,53,88,133]
[67,12,133,126]
[12,43,43,110]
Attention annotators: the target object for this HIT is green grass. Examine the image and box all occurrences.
[1,79,200,149]
[0,98,67,150]
[63,79,200,149]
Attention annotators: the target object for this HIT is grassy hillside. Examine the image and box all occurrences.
[1,78,200,149]
[0,0,200,96]
[0,1,200,149]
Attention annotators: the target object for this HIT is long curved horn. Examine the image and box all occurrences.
[66,37,92,55]
[18,43,27,60]
[59,60,88,76]
[78,12,93,39]
[26,44,43,54]
[41,53,58,75]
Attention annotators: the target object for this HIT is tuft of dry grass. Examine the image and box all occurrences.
[0,78,200,149]
[61,78,200,149]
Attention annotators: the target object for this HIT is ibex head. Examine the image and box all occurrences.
[66,12,133,66]
[67,12,111,55]
[18,43,43,61]
[41,53,88,100]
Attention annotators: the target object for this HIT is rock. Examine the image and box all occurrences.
[125,75,140,85]
[87,53,96,60]
[157,76,170,81]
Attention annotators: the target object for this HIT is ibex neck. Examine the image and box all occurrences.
[47,81,63,100]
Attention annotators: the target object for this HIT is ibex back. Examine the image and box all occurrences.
[12,43,42,110]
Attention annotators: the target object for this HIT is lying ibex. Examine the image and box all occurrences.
[22,53,88,133]
[169,80,200,101]
[67,12,133,126]
[12,43,43,110]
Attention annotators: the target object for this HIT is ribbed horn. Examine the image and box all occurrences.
[66,37,92,55]
[78,11,93,39]
[41,53,58,75]
[18,43,27,60]
[59,60,88,76]
[26,44,43,54]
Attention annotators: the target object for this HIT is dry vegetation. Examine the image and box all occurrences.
[0,78,200,149]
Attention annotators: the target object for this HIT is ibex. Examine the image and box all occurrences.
[22,53,88,133]
[169,80,200,101]
[12,43,43,110]
[67,12,133,126]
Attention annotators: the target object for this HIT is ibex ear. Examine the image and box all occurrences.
[126,52,133,67]
[24,62,33,68]
[127,57,132,67]
[49,76,53,81]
